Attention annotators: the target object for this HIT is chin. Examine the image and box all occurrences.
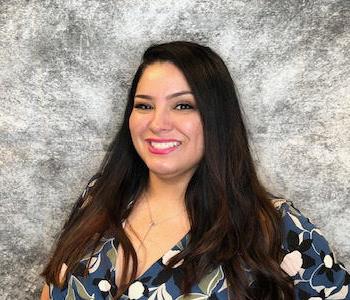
[148,165,197,181]
[149,167,179,178]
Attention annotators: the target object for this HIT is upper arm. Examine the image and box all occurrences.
[40,283,50,300]
[279,202,350,299]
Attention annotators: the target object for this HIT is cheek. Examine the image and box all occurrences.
[193,120,204,154]
[128,114,135,135]
[129,114,144,138]
[181,119,204,146]
[196,126,205,154]
[129,116,143,150]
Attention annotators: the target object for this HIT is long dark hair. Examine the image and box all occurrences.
[42,41,294,299]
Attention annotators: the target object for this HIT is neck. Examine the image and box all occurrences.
[145,172,192,207]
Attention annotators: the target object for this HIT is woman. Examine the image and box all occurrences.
[41,41,350,299]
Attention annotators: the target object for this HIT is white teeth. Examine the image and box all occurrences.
[150,141,180,149]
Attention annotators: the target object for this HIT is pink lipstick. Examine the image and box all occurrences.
[145,138,181,155]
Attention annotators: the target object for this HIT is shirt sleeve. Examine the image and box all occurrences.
[278,201,350,299]
[63,173,102,229]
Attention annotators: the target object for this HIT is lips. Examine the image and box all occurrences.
[145,138,181,154]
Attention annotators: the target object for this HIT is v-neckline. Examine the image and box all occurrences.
[112,231,190,289]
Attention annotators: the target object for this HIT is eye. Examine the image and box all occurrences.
[175,103,194,110]
[134,103,153,110]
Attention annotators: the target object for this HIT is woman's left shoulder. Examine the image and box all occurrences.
[272,198,322,233]
[271,199,350,299]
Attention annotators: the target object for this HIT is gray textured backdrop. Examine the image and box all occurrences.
[0,0,349,298]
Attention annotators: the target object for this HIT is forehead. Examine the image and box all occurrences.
[136,62,191,94]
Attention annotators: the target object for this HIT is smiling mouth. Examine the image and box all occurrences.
[149,141,181,149]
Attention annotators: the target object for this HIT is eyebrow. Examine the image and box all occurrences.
[135,91,193,100]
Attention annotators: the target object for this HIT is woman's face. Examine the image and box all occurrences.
[129,62,204,181]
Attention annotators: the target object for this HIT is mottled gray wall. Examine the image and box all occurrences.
[0,0,349,298]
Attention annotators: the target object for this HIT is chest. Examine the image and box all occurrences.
[50,238,229,300]
[116,218,189,281]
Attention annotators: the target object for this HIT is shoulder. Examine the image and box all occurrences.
[79,173,102,206]
[50,237,118,299]
[272,199,320,236]
[71,173,102,213]
[272,199,350,299]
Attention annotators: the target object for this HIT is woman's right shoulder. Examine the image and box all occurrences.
[78,173,102,207]
[68,173,102,217]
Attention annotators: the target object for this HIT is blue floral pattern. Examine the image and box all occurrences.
[50,201,350,299]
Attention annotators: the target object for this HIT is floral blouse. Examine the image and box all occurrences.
[50,193,350,299]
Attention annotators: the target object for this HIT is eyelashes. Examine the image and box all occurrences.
[175,103,194,110]
[133,103,152,110]
[133,103,195,110]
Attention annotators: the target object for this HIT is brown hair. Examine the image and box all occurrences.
[42,41,293,299]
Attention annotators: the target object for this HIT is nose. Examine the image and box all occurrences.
[149,106,172,133]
